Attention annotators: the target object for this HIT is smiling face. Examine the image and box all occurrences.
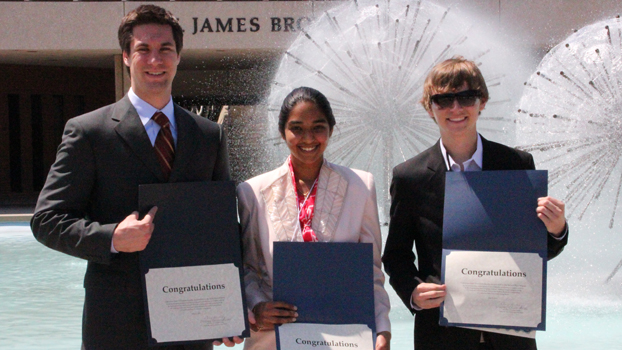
[123,23,180,108]
[428,83,486,142]
[283,101,333,171]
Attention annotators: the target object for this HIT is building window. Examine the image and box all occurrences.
[8,94,22,193]
[31,95,44,191]
[52,95,65,150]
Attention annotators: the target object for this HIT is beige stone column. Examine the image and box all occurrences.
[114,54,130,101]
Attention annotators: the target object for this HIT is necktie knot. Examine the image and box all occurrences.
[152,112,170,129]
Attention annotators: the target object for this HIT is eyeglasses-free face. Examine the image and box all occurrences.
[430,90,483,109]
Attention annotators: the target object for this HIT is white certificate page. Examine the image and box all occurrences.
[144,263,246,343]
[278,323,373,350]
[442,250,543,328]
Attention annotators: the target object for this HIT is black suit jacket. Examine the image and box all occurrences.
[382,136,568,350]
[31,95,230,350]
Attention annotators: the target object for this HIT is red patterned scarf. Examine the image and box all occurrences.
[288,156,319,242]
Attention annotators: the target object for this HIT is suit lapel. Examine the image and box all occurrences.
[260,163,300,242]
[260,161,350,243]
[424,140,448,209]
[481,136,498,171]
[427,140,447,177]
[113,96,165,182]
[312,161,348,242]
[169,105,199,182]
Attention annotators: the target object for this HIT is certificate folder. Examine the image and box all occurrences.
[440,170,548,331]
[442,170,548,253]
[139,181,249,346]
[273,242,376,349]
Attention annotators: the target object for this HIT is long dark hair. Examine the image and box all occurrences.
[278,87,336,137]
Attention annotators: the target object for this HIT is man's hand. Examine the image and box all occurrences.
[376,331,391,350]
[212,336,244,347]
[112,207,157,252]
[537,196,566,237]
[251,301,298,331]
[412,282,446,309]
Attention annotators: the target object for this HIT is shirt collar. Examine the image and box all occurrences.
[439,134,483,172]
[128,87,176,131]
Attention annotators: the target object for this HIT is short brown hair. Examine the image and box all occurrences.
[420,56,489,112]
[118,5,184,55]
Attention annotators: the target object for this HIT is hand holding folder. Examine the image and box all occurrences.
[441,170,548,331]
[138,181,250,346]
[273,242,376,350]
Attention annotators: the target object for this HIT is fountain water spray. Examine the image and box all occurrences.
[516,16,622,283]
[268,0,523,220]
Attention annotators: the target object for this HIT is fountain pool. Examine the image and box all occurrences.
[1,223,84,350]
[2,223,621,349]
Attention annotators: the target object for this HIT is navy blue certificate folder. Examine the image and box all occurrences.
[138,181,250,346]
[440,170,548,330]
[273,242,376,341]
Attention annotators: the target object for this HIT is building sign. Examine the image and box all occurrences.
[0,1,341,51]
[191,16,313,35]
[167,2,336,50]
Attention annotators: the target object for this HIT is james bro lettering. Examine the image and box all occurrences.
[191,16,312,34]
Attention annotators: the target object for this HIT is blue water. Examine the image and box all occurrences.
[2,224,621,349]
[1,224,84,350]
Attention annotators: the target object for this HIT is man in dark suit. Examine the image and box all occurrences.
[31,5,239,349]
[382,56,569,350]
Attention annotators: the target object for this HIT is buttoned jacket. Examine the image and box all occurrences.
[31,95,229,350]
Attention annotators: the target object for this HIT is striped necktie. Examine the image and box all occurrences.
[152,112,175,180]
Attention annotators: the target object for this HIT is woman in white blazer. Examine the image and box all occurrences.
[237,87,391,350]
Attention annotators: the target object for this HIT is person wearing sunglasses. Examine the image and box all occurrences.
[382,56,569,350]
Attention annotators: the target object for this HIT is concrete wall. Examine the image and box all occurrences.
[429,0,622,54]
[0,1,341,68]
[2,1,621,58]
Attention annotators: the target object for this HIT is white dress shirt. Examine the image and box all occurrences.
[440,134,483,172]
[127,87,178,146]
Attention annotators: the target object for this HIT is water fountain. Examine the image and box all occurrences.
[516,16,622,285]
[516,16,622,230]
[3,2,622,349]
[266,0,524,220]
[263,1,622,348]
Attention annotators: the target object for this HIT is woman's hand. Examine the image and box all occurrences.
[376,331,391,350]
[411,283,446,309]
[212,336,244,347]
[251,301,298,331]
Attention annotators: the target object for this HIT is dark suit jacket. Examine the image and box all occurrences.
[31,95,230,350]
[382,136,568,350]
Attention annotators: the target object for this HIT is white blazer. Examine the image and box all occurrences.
[237,160,391,349]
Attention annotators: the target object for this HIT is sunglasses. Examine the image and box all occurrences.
[430,90,482,109]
